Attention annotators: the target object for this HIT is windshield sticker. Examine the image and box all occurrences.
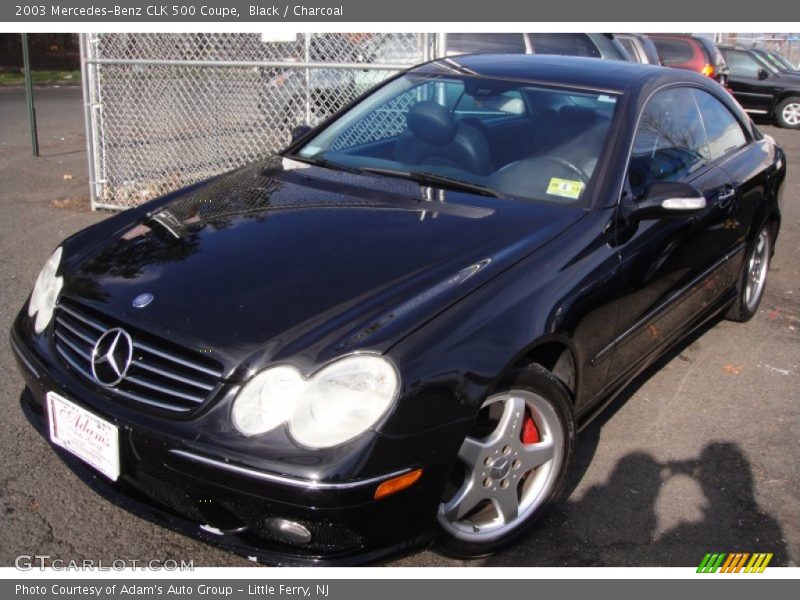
[547,178,585,200]
[597,95,617,103]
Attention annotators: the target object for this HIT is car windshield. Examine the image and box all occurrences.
[767,51,795,71]
[291,73,619,207]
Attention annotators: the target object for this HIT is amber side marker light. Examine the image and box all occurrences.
[701,64,715,77]
[374,468,423,500]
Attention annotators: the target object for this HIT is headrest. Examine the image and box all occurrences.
[406,102,457,145]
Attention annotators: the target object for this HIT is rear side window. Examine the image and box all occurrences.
[629,87,708,196]
[531,33,600,58]
[446,33,526,55]
[692,89,747,160]
[652,38,694,65]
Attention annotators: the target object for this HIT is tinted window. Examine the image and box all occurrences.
[628,87,708,197]
[652,38,694,65]
[692,89,747,160]
[531,33,600,58]
[299,73,618,207]
[724,50,764,77]
[446,33,526,55]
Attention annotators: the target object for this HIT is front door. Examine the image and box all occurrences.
[605,86,743,387]
[724,49,776,115]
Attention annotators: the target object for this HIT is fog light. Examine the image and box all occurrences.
[263,518,312,545]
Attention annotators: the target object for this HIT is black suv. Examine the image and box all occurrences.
[720,45,800,129]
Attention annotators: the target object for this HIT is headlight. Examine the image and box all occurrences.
[231,354,399,449]
[27,247,63,334]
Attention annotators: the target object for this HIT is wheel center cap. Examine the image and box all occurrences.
[490,456,511,480]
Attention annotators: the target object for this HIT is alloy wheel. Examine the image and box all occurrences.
[782,102,800,126]
[438,390,564,543]
[744,228,770,312]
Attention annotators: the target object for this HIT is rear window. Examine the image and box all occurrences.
[652,38,695,65]
[446,33,526,55]
[531,33,600,58]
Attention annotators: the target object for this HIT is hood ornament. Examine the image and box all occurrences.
[91,328,133,387]
[132,293,154,309]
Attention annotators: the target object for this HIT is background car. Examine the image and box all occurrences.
[649,34,729,85]
[443,33,631,61]
[719,45,800,128]
[614,33,662,65]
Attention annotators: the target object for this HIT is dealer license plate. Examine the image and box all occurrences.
[46,391,120,481]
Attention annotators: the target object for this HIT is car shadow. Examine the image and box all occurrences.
[482,316,790,566]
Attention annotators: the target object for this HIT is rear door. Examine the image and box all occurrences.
[605,86,738,385]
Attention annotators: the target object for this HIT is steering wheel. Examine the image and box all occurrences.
[528,156,590,184]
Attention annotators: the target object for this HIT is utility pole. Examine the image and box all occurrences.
[21,33,40,157]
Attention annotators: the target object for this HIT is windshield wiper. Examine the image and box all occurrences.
[359,167,506,199]
[283,154,364,175]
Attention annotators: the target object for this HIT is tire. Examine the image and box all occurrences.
[436,364,576,558]
[726,223,773,322]
[775,97,800,129]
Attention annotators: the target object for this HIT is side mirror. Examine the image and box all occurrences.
[290,124,313,143]
[757,68,770,80]
[631,182,706,222]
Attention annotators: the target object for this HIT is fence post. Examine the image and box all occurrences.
[79,33,98,210]
[21,33,39,157]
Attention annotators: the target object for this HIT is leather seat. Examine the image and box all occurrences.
[395,102,493,175]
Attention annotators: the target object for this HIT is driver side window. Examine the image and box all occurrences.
[628,87,709,199]
[725,50,765,78]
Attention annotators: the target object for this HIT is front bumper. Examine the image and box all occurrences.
[10,320,465,565]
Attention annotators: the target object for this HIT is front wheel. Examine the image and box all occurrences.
[436,365,575,558]
[726,224,772,322]
[775,97,800,129]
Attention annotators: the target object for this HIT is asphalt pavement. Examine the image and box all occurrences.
[0,86,797,568]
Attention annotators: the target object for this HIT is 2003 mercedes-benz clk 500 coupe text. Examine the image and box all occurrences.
[11,55,785,565]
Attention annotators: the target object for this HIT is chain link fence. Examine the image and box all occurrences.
[81,33,437,210]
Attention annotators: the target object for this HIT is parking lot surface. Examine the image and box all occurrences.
[0,87,797,567]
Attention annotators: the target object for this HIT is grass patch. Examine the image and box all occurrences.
[0,70,81,86]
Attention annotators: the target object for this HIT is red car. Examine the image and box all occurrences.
[649,34,729,86]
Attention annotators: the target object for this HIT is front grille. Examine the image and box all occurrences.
[53,299,223,413]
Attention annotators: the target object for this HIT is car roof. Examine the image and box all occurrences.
[412,53,697,94]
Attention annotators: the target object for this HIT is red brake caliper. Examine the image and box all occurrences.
[521,410,540,444]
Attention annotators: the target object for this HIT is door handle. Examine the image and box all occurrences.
[717,187,736,209]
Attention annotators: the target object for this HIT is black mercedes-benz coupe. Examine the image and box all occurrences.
[11,55,785,565]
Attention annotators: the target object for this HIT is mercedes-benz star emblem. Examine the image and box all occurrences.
[132,292,154,308]
[91,328,134,387]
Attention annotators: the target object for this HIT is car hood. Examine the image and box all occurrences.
[61,157,585,379]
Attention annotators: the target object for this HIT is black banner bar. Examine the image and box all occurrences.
[2,0,799,22]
